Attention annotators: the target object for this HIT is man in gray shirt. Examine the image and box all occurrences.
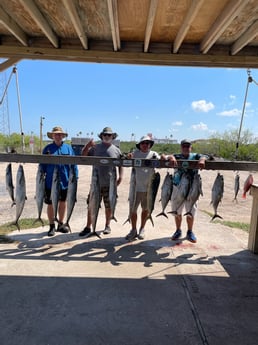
[79,127,123,236]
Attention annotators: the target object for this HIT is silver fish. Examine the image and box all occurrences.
[50,166,60,222]
[13,164,26,230]
[123,168,136,225]
[64,165,77,231]
[109,168,117,222]
[88,167,101,237]
[146,172,160,226]
[211,173,224,221]
[156,172,173,218]
[233,173,240,202]
[34,165,45,225]
[5,163,15,206]
[170,173,190,215]
[184,173,203,217]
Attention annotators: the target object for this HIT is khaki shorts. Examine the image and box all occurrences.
[132,192,148,212]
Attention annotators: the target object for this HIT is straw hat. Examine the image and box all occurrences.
[98,127,117,139]
[47,126,68,139]
[136,135,154,149]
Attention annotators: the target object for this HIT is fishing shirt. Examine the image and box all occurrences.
[173,152,205,186]
[41,142,78,190]
[88,142,121,187]
[133,149,160,192]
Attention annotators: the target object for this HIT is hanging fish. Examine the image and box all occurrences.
[233,173,240,202]
[13,164,27,230]
[5,163,15,206]
[210,173,224,221]
[242,173,253,199]
[156,172,173,218]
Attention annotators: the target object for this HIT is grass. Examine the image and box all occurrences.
[201,210,250,232]
[0,218,48,243]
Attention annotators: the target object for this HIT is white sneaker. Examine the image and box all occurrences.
[138,228,145,240]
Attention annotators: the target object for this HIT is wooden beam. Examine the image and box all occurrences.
[19,0,59,48]
[173,0,204,53]
[112,0,120,50]
[62,0,88,50]
[0,58,21,72]
[0,44,258,68]
[0,5,28,46]
[144,0,158,53]
[200,0,248,54]
[107,0,120,51]
[231,20,258,55]
[249,185,258,253]
[1,153,258,171]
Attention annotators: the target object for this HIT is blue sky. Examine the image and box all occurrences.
[2,59,258,143]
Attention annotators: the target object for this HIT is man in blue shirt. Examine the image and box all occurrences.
[41,126,78,236]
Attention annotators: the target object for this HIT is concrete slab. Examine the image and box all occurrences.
[1,165,258,344]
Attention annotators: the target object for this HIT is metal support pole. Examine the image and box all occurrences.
[39,116,45,153]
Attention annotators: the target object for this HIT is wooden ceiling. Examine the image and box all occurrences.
[0,0,258,71]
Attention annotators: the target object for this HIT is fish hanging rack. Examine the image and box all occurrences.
[235,69,258,160]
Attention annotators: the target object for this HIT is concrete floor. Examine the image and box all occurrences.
[1,211,258,345]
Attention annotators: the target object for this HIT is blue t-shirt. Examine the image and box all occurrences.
[40,142,78,190]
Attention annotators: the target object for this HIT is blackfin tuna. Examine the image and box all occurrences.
[156,172,173,218]
[211,173,224,221]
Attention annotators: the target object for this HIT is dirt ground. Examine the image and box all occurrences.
[0,161,255,232]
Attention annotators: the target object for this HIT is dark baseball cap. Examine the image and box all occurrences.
[180,139,192,146]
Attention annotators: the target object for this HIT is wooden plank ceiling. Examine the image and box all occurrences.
[0,0,257,71]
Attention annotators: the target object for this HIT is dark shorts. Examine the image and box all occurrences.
[86,186,111,209]
[44,189,68,205]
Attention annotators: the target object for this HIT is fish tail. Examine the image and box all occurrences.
[184,212,193,217]
[242,193,247,199]
[156,212,168,218]
[122,218,130,226]
[211,214,223,221]
[33,217,44,226]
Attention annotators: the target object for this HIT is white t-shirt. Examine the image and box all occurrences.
[133,149,160,192]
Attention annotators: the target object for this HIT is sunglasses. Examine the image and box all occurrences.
[103,133,112,137]
[141,141,150,145]
[182,144,190,148]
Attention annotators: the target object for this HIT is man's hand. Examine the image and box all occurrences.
[160,154,178,168]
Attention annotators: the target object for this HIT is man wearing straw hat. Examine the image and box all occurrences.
[41,126,78,236]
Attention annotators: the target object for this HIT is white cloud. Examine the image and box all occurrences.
[191,100,215,112]
[229,95,236,100]
[218,108,241,117]
[172,121,183,126]
[191,122,208,131]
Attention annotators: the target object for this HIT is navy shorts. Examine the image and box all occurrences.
[44,188,68,205]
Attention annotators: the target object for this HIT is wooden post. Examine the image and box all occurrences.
[248,185,258,253]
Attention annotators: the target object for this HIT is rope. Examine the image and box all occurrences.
[14,66,25,153]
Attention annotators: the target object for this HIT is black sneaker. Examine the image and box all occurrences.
[171,229,182,241]
[79,227,91,237]
[57,223,70,233]
[48,225,56,237]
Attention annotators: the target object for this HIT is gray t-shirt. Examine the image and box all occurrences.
[89,142,121,187]
[133,149,160,192]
